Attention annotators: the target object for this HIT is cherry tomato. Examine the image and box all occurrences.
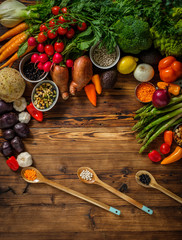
[57,26,67,35]
[54,42,64,53]
[66,28,75,39]
[61,7,68,13]
[40,24,48,32]
[37,32,47,43]
[52,6,60,15]
[37,43,45,53]
[47,29,58,39]
[58,15,67,24]
[70,18,77,26]
[45,44,54,56]
[77,22,87,31]
[160,143,170,155]
[49,19,56,27]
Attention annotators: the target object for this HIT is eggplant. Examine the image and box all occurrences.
[0,112,18,129]
[14,123,30,138]
[0,141,13,157]
[3,129,16,140]
[0,100,13,115]
[11,136,24,153]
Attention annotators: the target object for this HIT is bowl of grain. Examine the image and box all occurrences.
[89,42,120,69]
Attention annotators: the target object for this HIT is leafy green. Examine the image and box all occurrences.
[17,41,28,58]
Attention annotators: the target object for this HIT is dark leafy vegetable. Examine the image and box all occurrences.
[14,123,30,138]
[3,129,16,140]
[0,141,13,157]
[11,136,24,153]
[0,112,18,129]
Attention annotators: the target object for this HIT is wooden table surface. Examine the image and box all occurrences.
[0,1,182,239]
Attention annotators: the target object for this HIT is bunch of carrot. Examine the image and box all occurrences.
[0,22,35,69]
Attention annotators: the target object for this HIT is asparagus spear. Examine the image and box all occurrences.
[135,103,152,114]
[139,113,182,153]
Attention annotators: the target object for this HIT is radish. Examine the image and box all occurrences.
[28,37,37,46]
[37,62,44,70]
[38,53,48,63]
[37,43,45,53]
[66,59,74,68]
[52,53,63,64]
[31,53,39,63]
[43,61,52,72]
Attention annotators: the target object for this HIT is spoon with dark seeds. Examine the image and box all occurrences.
[135,170,182,204]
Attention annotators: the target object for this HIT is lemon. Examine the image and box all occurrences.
[117,56,138,74]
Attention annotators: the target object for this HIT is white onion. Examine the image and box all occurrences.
[134,63,154,82]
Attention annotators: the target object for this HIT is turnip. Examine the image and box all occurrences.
[43,61,52,72]
[38,53,48,63]
[31,53,39,63]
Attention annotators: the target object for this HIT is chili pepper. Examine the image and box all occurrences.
[27,103,43,122]
[84,84,97,107]
[92,74,102,95]
[6,156,19,171]
[148,150,162,162]
[161,146,182,165]
[164,130,173,146]
[157,82,181,96]
[160,143,170,155]
[158,56,182,83]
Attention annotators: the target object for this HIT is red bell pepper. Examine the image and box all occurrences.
[158,56,182,83]
[148,150,162,162]
[27,103,43,122]
[6,156,19,171]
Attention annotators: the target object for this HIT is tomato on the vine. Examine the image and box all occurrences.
[37,32,47,43]
[49,19,56,27]
[77,22,87,31]
[66,28,75,39]
[61,7,68,13]
[58,26,67,35]
[47,29,58,39]
[54,42,64,53]
[40,24,48,32]
[58,15,67,24]
[52,6,60,15]
[45,44,54,56]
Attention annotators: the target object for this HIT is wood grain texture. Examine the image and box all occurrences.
[0,1,182,239]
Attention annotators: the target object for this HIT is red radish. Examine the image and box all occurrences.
[37,62,44,70]
[53,53,63,64]
[37,43,45,53]
[28,37,37,46]
[43,61,52,72]
[31,53,39,63]
[66,59,74,68]
[45,44,54,56]
[38,53,48,63]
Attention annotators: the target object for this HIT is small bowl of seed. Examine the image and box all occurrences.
[31,80,59,112]
[173,124,182,147]
[89,42,120,69]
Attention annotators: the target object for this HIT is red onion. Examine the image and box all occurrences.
[152,88,171,108]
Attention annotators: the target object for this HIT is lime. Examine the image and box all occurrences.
[117,56,138,74]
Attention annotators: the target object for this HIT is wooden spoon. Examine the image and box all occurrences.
[21,167,121,216]
[77,167,153,215]
[135,170,182,204]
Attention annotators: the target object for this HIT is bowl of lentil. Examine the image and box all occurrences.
[135,82,156,104]
[89,42,120,69]
[19,52,48,83]
[31,80,59,112]
[173,124,182,147]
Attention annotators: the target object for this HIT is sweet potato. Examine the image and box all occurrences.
[70,56,93,95]
[50,65,69,100]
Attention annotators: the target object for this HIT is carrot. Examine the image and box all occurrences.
[84,83,97,107]
[0,31,29,63]
[0,23,28,42]
[0,32,25,54]
[161,146,182,165]
[92,74,102,94]
[0,45,35,70]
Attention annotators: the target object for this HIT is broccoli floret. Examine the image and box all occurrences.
[150,27,182,56]
[114,15,152,54]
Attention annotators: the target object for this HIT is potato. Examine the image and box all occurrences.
[0,68,25,102]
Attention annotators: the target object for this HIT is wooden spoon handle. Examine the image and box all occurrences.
[153,183,182,204]
[44,179,121,216]
[97,180,153,215]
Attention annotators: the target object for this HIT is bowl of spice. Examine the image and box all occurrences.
[89,42,120,69]
[173,124,182,147]
[31,80,59,112]
[135,82,156,103]
[19,52,48,83]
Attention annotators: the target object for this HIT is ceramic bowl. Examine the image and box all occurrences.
[135,82,156,104]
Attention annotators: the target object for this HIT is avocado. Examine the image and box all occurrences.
[100,70,117,89]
